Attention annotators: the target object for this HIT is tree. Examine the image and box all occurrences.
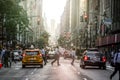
[58,35,66,47]
[36,31,50,49]
[0,0,29,47]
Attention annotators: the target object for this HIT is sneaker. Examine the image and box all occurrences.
[51,62,53,66]
[110,76,112,80]
[58,64,60,66]
[71,63,74,65]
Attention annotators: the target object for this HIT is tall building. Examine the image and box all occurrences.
[69,0,80,47]
[95,0,120,53]
[20,0,44,45]
[60,0,70,35]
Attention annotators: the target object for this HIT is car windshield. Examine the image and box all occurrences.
[13,52,19,55]
[87,48,99,51]
[86,52,102,57]
[26,51,39,55]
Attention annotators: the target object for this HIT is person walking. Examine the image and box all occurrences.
[1,47,6,67]
[41,48,47,65]
[110,48,120,80]
[3,47,10,68]
[51,46,61,66]
[71,48,76,65]
[8,48,13,67]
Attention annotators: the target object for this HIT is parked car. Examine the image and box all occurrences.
[63,50,72,59]
[47,50,55,59]
[80,49,106,69]
[22,48,43,68]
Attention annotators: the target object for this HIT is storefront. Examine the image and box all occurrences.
[96,33,120,61]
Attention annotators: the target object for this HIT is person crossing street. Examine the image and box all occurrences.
[110,48,120,80]
[71,48,76,65]
[41,48,47,65]
[51,46,61,66]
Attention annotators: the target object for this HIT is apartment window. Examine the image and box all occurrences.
[105,0,110,8]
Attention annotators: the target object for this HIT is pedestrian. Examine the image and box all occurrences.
[3,47,10,68]
[41,47,47,65]
[110,49,116,67]
[71,48,76,65]
[51,46,61,66]
[11,49,16,64]
[8,48,13,67]
[110,48,120,80]
[1,47,6,67]
[45,48,49,63]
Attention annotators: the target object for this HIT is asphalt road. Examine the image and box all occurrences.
[0,57,119,80]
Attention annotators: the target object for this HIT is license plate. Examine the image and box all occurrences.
[30,58,36,60]
[93,58,100,61]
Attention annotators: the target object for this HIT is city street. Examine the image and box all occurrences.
[0,58,119,80]
[0,0,120,80]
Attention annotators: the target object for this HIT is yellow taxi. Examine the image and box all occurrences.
[22,48,43,68]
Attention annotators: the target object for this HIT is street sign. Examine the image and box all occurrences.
[104,18,112,25]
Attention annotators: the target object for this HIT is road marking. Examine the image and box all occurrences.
[83,78,87,80]
[77,72,80,75]
[107,68,114,71]
[107,66,114,71]
[31,72,34,75]
[71,65,77,72]
[25,78,29,80]
[71,65,81,75]
[34,68,37,71]
[15,67,20,70]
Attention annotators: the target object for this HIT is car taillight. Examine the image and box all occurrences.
[22,53,26,57]
[84,56,88,61]
[102,56,106,62]
[38,54,42,57]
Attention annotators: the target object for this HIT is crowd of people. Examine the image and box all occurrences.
[0,47,22,68]
[1,45,120,80]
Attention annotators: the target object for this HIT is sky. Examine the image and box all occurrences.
[43,0,67,23]
[43,0,67,45]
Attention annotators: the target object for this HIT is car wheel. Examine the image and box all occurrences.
[79,60,82,67]
[40,64,43,68]
[80,64,82,67]
[103,66,106,70]
[82,65,85,69]
[99,66,102,69]
[22,65,25,68]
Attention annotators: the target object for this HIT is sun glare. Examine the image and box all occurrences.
[43,0,66,23]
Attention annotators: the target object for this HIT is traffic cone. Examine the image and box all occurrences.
[0,60,2,69]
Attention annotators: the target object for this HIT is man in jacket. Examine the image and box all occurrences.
[51,46,61,66]
[110,48,120,80]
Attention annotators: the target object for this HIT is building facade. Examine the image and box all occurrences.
[96,0,120,51]
[20,0,44,46]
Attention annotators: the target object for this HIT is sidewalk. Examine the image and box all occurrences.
[0,61,20,70]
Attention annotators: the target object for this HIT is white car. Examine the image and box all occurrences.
[48,50,55,59]
[13,50,22,61]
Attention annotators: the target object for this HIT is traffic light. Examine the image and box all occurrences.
[84,15,88,22]
[37,19,40,25]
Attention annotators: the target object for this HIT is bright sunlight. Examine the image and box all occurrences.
[43,0,67,45]
[43,0,67,23]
